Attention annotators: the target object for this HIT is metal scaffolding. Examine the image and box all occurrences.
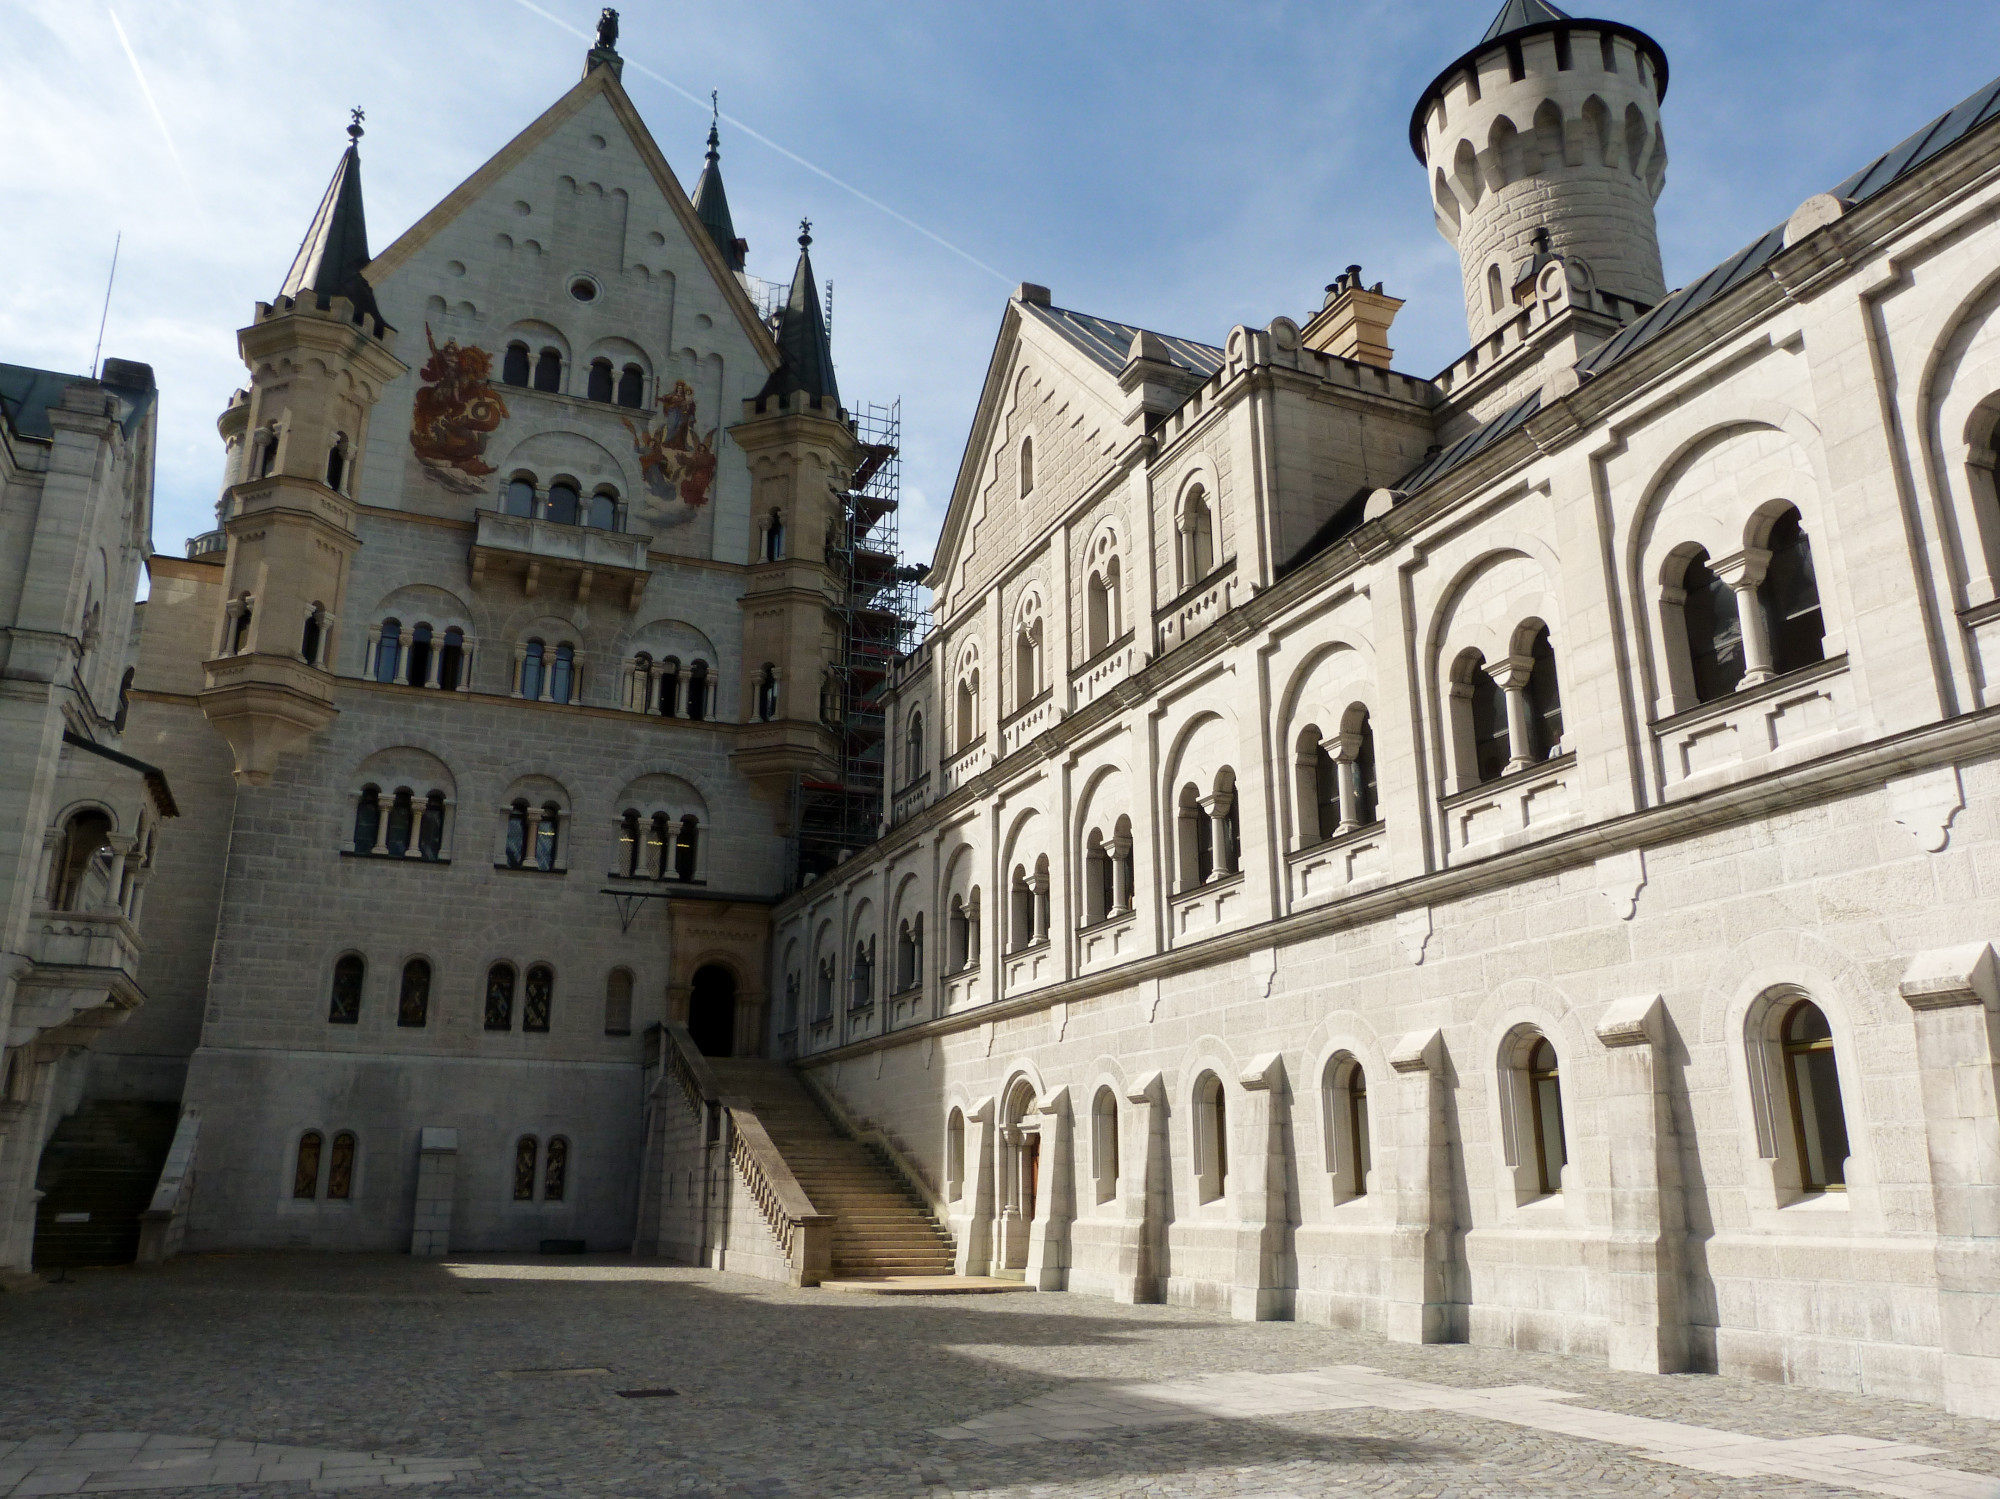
[789,399,924,890]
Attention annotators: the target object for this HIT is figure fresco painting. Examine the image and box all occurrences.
[410,326,508,493]
[623,378,719,526]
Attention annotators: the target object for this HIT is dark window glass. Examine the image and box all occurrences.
[1682,550,1745,701]
[524,965,553,1032]
[514,1137,537,1200]
[1528,1038,1566,1194]
[543,1137,568,1201]
[1348,1066,1371,1193]
[301,613,322,665]
[418,793,444,861]
[587,491,618,529]
[649,813,670,879]
[686,663,708,720]
[1760,509,1826,676]
[505,478,536,517]
[1783,1000,1850,1191]
[374,620,400,683]
[385,790,413,858]
[293,1132,322,1199]
[550,645,574,704]
[502,343,530,387]
[546,484,579,526]
[327,1132,355,1200]
[619,810,641,878]
[1353,715,1379,823]
[533,349,562,392]
[674,818,698,882]
[505,802,528,868]
[1313,743,1339,841]
[1526,626,1563,759]
[398,959,431,1027]
[535,803,559,870]
[587,359,613,403]
[616,365,643,408]
[1471,662,1509,782]
[325,444,345,491]
[520,641,544,699]
[353,789,380,854]
[439,629,464,691]
[329,954,364,1023]
[485,964,515,1030]
[407,624,432,687]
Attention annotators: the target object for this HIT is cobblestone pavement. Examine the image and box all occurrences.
[3,1255,1998,1498]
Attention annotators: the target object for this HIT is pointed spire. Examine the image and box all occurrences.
[758,219,839,407]
[1481,0,1570,43]
[690,93,747,273]
[278,110,388,333]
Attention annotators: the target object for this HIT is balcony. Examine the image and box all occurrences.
[1003,939,1055,994]
[1156,561,1239,654]
[1441,751,1580,859]
[1077,911,1139,970]
[12,909,144,1046]
[470,509,652,609]
[1169,871,1247,941]
[1071,632,1137,711]
[1287,821,1389,909]
[1000,689,1058,758]
[1653,656,1856,801]
[890,773,931,828]
[940,736,993,795]
[941,962,983,1014]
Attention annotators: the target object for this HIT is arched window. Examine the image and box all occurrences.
[896,919,917,990]
[674,816,699,881]
[374,620,401,682]
[293,1131,322,1199]
[535,803,560,870]
[229,594,254,654]
[258,429,278,477]
[1680,548,1744,702]
[546,482,579,526]
[1019,435,1035,496]
[406,624,433,687]
[814,957,834,1020]
[1781,999,1850,1192]
[353,786,381,854]
[544,1136,568,1200]
[1487,261,1505,314]
[1087,558,1121,655]
[1524,625,1564,760]
[648,811,670,879]
[686,661,710,720]
[485,962,516,1030]
[1759,508,1826,676]
[763,508,785,560]
[524,964,553,1032]
[417,791,445,862]
[1527,1037,1566,1195]
[301,608,323,667]
[384,789,414,858]
[327,1131,355,1200]
[1466,654,1509,783]
[604,968,634,1036]
[656,658,682,717]
[586,488,618,529]
[549,644,575,704]
[397,958,431,1028]
[503,342,530,387]
[1178,486,1215,590]
[520,640,545,700]
[329,953,364,1024]
[439,628,465,691]
[905,712,924,781]
[756,664,779,722]
[587,358,614,403]
[48,808,113,910]
[955,673,978,749]
[505,476,536,517]
[325,438,346,492]
[1176,782,1212,891]
[1014,617,1042,709]
[1091,1087,1119,1204]
[1323,1057,1370,1201]
[1010,864,1034,951]
[948,895,969,971]
[946,1108,966,1201]
[618,809,641,876]
[616,364,644,408]
[1085,829,1111,925]
[513,1136,538,1200]
[1350,711,1379,823]
[533,347,562,392]
[1194,1072,1228,1203]
[505,800,529,868]
[850,940,873,1008]
[1301,727,1338,845]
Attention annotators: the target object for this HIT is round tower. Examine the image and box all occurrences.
[1411,0,1670,347]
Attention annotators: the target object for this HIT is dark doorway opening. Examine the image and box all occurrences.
[688,964,736,1057]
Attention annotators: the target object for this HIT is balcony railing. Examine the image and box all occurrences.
[1653,656,1854,800]
[940,736,992,794]
[1156,561,1238,654]
[1441,751,1580,858]
[470,509,652,608]
[890,772,931,827]
[1287,821,1389,909]
[1000,689,1058,757]
[1071,632,1137,711]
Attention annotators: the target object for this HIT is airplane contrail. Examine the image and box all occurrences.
[107,7,196,196]
[504,0,1011,285]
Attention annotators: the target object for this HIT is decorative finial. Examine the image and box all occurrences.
[706,91,720,157]
[596,7,619,50]
[347,107,365,143]
[798,217,812,250]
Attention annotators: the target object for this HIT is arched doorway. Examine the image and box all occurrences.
[688,964,736,1057]
[1000,1079,1039,1273]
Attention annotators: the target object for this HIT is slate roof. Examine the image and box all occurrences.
[759,231,840,406]
[1023,302,1225,379]
[691,123,745,273]
[279,126,386,332]
[1483,0,1570,43]
[0,361,155,442]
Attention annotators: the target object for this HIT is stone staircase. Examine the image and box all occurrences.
[32,1100,180,1269]
[706,1060,954,1279]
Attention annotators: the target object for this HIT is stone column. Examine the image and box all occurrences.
[1026,1085,1073,1291]
[1385,1028,1458,1343]
[458,637,476,692]
[511,644,527,698]
[1899,943,2000,1418]
[1495,656,1537,774]
[1117,1070,1167,1304]
[1200,790,1237,876]
[424,643,443,689]
[1330,733,1363,831]
[1594,994,1687,1373]
[1711,548,1775,686]
[391,627,412,686]
[409,1127,458,1257]
[1230,1053,1293,1322]
[1111,831,1133,914]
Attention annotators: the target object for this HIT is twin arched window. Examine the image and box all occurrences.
[1177,485,1216,591]
[894,914,924,992]
[293,1129,356,1200]
[584,358,646,408]
[485,962,555,1033]
[1008,856,1051,951]
[518,639,579,703]
[1083,818,1135,925]
[513,1134,569,1201]
[1086,556,1122,657]
[1297,708,1379,846]
[1175,769,1240,891]
[352,786,447,861]
[1457,625,1564,787]
[503,800,562,871]
[1670,505,1826,707]
[629,655,710,718]
[947,889,981,972]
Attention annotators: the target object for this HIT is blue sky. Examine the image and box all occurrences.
[6,0,1999,582]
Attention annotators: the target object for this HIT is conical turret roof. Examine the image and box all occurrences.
[1482,0,1570,42]
[279,114,387,332]
[690,113,746,273]
[758,221,838,407]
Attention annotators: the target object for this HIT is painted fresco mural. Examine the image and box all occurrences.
[410,327,508,493]
[624,379,717,529]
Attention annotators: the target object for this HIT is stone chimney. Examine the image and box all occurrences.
[1302,265,1405,369]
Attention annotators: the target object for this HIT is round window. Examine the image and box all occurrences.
[569,277,599,303]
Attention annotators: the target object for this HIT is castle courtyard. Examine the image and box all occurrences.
[2,1258,1997,1499]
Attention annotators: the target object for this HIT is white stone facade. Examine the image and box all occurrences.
[771,20,2000,1418]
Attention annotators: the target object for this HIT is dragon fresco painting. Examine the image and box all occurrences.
[623,379,718,525]
[410,326,508,493]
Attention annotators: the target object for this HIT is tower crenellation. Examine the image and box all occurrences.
[1413,0,1669,347]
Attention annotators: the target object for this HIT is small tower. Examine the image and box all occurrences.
[691,102,748,273]
[199,114,408,786]
[730,221,857,809]
[1412,0,1670,346]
